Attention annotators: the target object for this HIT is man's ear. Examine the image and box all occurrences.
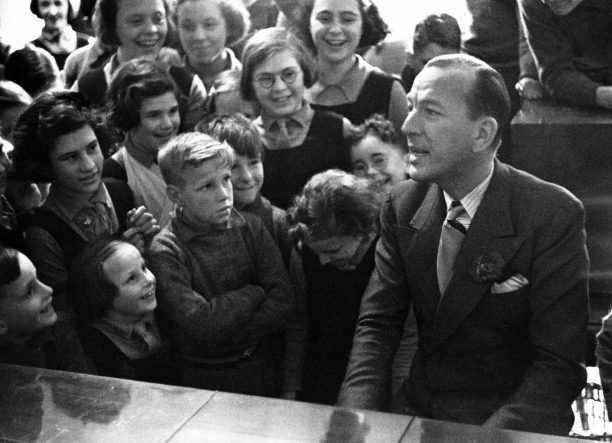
[166,184,183,207]
[0,320,8,336]
[472,116,498,153]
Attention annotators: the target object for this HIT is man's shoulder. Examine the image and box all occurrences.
[501,162,584,214]
[385,162,583,220]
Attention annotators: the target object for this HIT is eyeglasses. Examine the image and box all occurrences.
[254,68,301,89]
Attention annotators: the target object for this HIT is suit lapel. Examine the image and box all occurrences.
[401,184,446,315]
[433,161,527,349]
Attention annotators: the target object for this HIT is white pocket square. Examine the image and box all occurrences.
[490,274,529,294]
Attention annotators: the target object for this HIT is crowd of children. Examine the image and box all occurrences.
[2,0,612,420]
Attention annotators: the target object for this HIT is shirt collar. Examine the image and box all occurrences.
[443,165,494,223]
[258,101,314,132]
[307,54,373,103]
[172,207,245,243]
[45,182,112,220]
[40,27,76,47]
[94,312,155,341]
[92,312,160,359]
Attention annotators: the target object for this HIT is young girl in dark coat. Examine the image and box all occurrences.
[68,237,171,383]
[287,169,380,405]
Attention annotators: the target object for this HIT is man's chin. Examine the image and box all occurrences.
[407,167,428,183]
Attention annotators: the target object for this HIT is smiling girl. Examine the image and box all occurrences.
[68,238,171,382]
[241,27,352,209]
[105,58,182,227]
[299,0,408,135]
[74,0,206,130]
[349,113,408,193]
[175,0,250,93]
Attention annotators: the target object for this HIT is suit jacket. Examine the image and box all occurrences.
[337,160,589,435]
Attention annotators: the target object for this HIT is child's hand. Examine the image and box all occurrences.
[596,86,612,109]
[121,228,146,254]
[126,206,160,237]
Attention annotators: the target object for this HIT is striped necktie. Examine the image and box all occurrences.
[437,201,467,294]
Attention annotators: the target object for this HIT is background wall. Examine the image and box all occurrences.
[0,0,42,48]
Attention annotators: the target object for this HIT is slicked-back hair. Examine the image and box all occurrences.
[175,0,251,47]
[67,237,125,327]
[240,27,317,102]
[96,0,176,49]
[426,54,511,148]
[412,13,461,54]
[196,113,263,159]
[12,91,100,183]
[287,169,381,243]
[297,0,389,53]
[106,57,180,133]
[158,132,235,187]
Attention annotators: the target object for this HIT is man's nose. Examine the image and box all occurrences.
[402,108,419,138]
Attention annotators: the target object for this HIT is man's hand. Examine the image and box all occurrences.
[595,86,612,109]
[516,77,544,100]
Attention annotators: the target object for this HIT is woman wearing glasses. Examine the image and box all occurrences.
[240,27,353,209]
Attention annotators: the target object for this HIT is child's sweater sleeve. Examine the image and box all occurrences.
[147,231,267,346]
[230,216,296,345]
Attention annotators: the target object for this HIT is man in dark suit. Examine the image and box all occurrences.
[337,54,589,435]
